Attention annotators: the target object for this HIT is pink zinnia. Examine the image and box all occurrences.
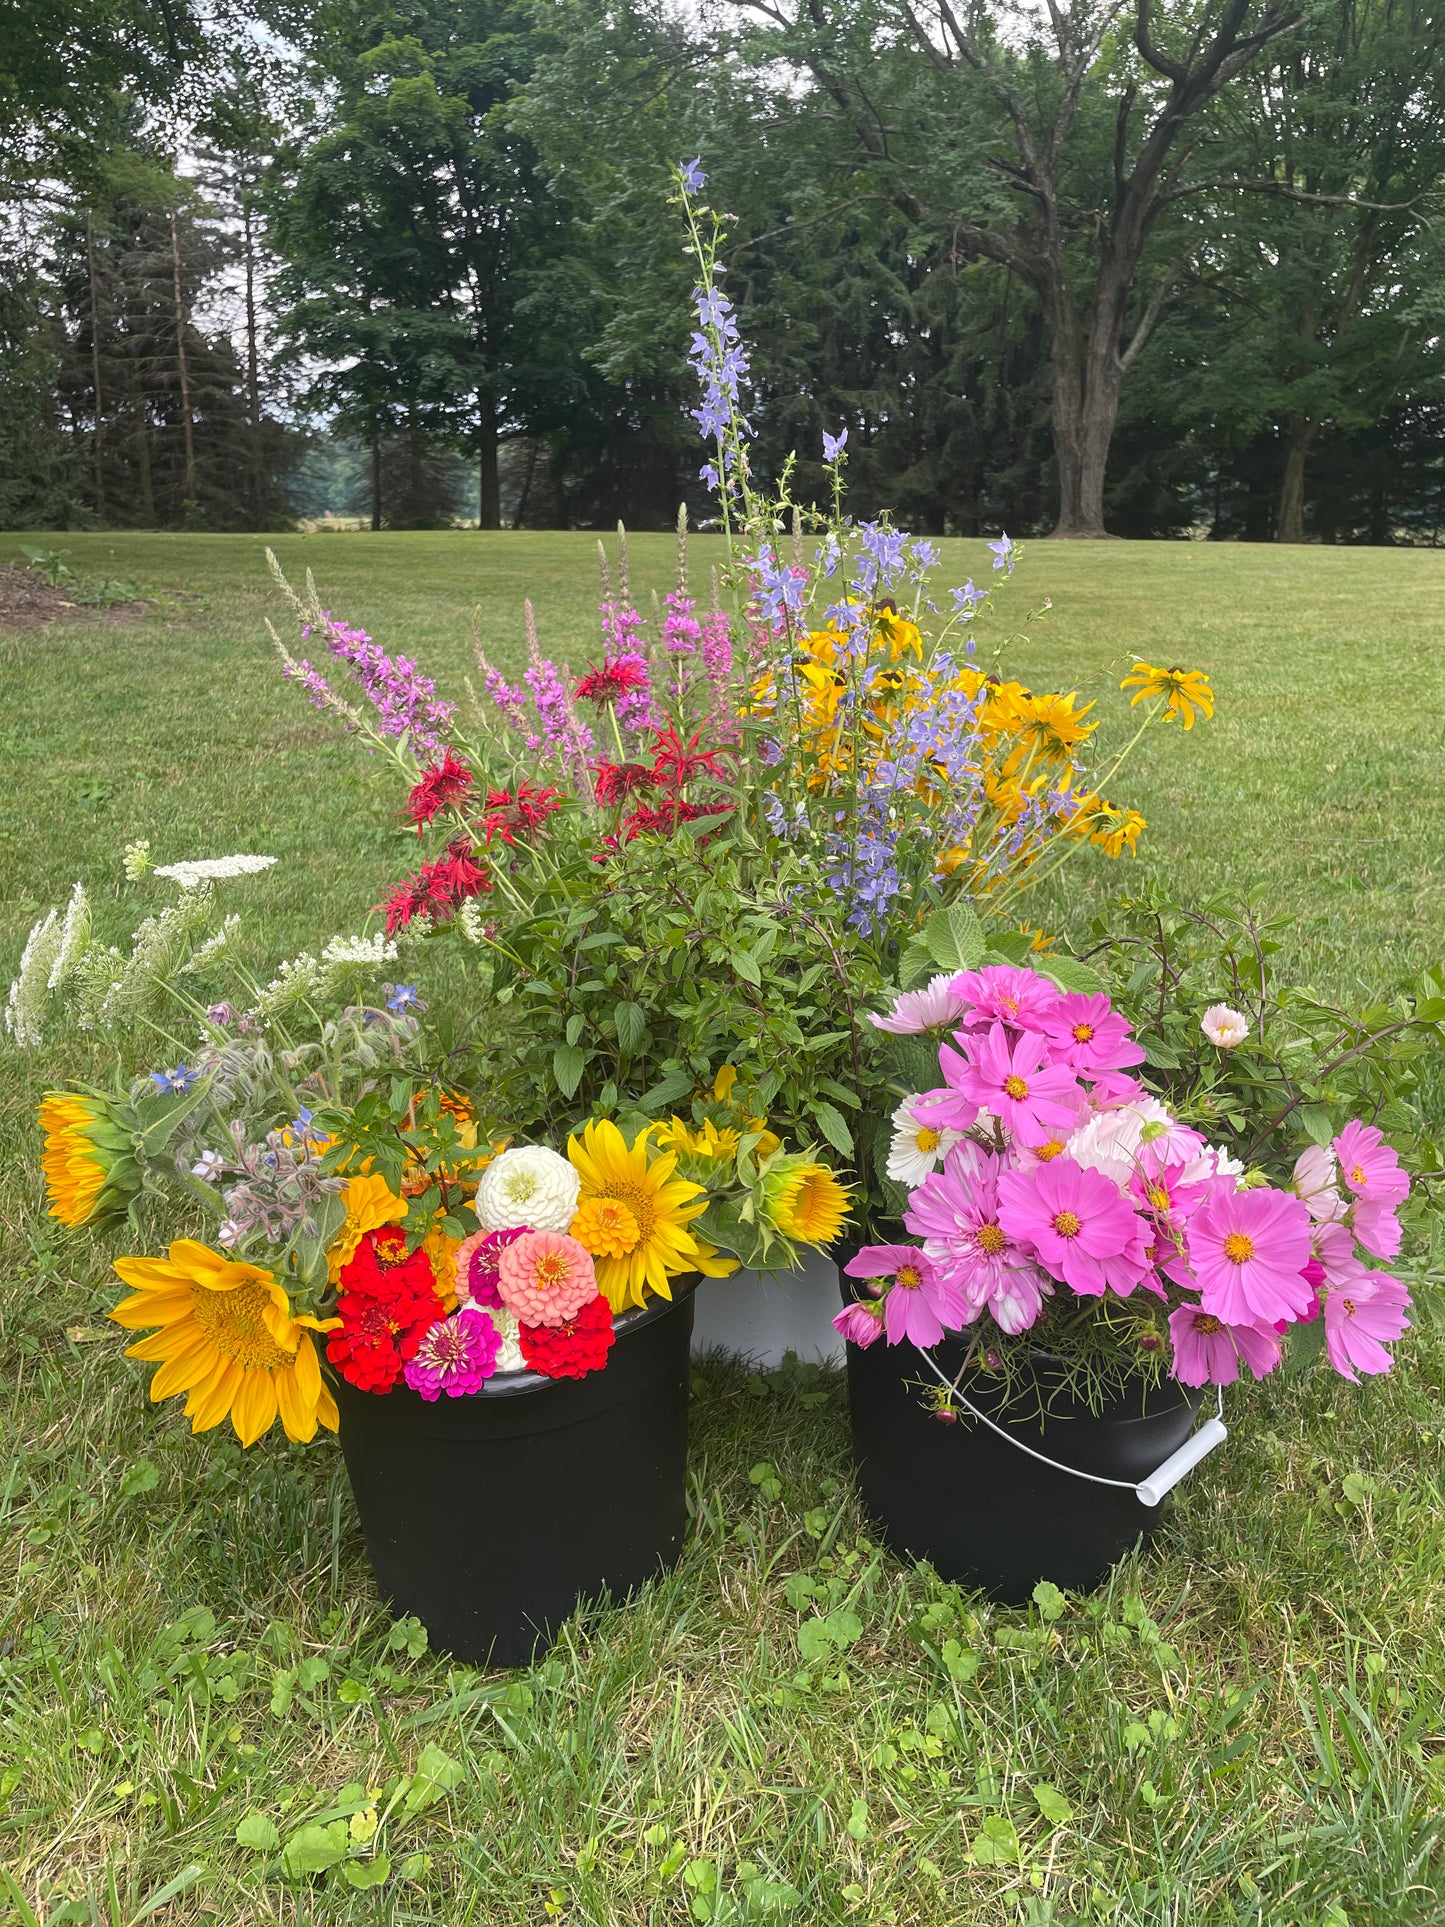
[1040,992,1144,1077]
[496,1230,597,1326]
[997,1158,1153,1298]
[868,973,970,1035]
[1324,1269,1411,1382]
[843,1244,967,1347]
[1333,1120,1409,1208]
[833,1299,885,1348]
[454,1226,524,1309]
[958,1024,1081,1147]
[1186,1182,1313,1326]
[1168,1305,1282,1387]
[952,964,1061,1032]
[403,1306,503,1400]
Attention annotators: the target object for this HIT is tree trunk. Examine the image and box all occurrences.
[85,217,106,522]
[242,200,266,528]
[370,433,383,531]
[1274,419,1316,543]
[514,439,539,526]
[169,209,198,509]
[135,403,155,525]
[1046,304,1122,539]
[478,402,500,529]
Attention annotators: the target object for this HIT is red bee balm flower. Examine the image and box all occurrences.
[518,1293,615,1379]
[327,1228,445,1392]
[406,751,474,829]
[480,782,561,847]
[575,656,649,705]
[647,724,728,788]
[622,797,732,841]
[593,761,660,806]
[380,839,491,936]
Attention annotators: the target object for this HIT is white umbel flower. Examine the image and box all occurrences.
[323,933,399,966]
[122,839,153,880]
[4,907,61,1047]
[180,914,240,976]
[473,1144,580,1234]
[885,1096,962,1185]
[48,882,90,990]
[1200,1003,1250,1048]
[154,854,278,889]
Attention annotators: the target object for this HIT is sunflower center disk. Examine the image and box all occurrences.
[190,1281,296,1371]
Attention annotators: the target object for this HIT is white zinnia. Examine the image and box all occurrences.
[154,854,278,889]
[323,933,399,966]
[489,1307,526,1374]
[1200,1003,1250,1048]
[473,1144,580,1234]
[886,1096,962,1185]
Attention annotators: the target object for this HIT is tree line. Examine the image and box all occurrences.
[3,0,1444,540]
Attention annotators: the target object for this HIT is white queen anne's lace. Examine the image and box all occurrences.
[473,1145,580,1234]
[154,854,278,889]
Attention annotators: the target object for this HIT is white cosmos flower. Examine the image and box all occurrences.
[154,854,278,889]
[1201,1003,1250,1048]
[473,1144,580,1234]
[1066,1098,1202,1191]
[868,973,970,1035]
[1292,1143,1347,1222]
[886,1096,962,1184]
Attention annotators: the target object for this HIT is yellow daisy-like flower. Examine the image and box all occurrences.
[760,1156,852,1246]
[567,1119,711,1311]
[38,1091,137,1228]
[1120,661,1214,728]
[328,1173,407,1283]
[573,1196,641,1258]
[110,1239,339,1447]
[423,1225,461,1308]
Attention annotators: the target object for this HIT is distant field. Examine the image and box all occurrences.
[2,530,1444,1926]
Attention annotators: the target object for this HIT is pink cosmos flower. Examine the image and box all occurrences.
[1066,1098,1205,1191]
[1168,1305,1282,1386]
[1086,1070,1148,1110]
[403,1306,503,1400]
[1311,1219,1363,1290]
[1352,1197,1403,1261]
[454,1226,524,1309]
[868,973,972,1035]
[496,1230,597,1326]
[1333,1120,1409,1208]
[1186,1182,1313,1326]
[1291,1144,1346,1223]
[987,1265,1051,1336]
[905,1145,1013,1299]
[843,1244,967,1347]
[833,1299,886,1348]
[915,1041,982,1132]
[1129,1154,1212,1289]
[997,1158,1153,1297]
[952,964,1061,1032]
[1040,993,1145,1077]
[957,1024,1081,1146]
[1324,1269,1411,1382]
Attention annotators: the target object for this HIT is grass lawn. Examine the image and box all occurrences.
[1,530,1444,1926]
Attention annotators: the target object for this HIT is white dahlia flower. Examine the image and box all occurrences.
[473,1144,580,1234]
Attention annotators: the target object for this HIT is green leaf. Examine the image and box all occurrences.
[970,1814,1021,1865]
[942,1638,978,1683]
[340,1853,391,1890]
[922,902,985,973]
[1034,953,1107,996]
[1032,1782,1074,1828]
[846,1798,869,1842]
[638,1069,695,1111]
[1342,1472,1377,1507]
[1032,1580,1066,1621]
[615,1001,648,1054]
[899,936,936,988]
[796,1609,863,1662]
[236,1812,281,1851]
[808,1099,854,1158]
[552,1042,588,1100]
[281,1821,350,1877]
[129,1866,205,1920]
[402,1742,464,1816]
[729,946,762,987]
[119,1458,160,1498]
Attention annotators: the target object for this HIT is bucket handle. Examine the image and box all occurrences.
[913,1348,1226,1509]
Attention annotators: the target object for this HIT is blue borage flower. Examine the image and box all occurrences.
[150,1063,197,1094]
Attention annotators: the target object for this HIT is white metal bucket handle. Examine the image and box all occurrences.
[913,1348,1227,1509]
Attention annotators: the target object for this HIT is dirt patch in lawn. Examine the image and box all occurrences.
[0,564,150,631]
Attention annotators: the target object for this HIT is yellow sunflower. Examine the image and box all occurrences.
[1120,661,1214,728]
[760,1155,852,1246]
[38,1090,138,1228]
[110,1239,339,1446]
[567,1119,713,1311]
[327,1172,407,1282]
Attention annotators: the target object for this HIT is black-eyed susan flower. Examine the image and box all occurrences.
[38,1090,139,1228]
[1120,661,1214,728]
[110,1240,339,1445]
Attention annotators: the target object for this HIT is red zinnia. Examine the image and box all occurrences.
[406,750,474,830]
[480,781,562,847]
[327,1229,444,1392]
[380,839,492,936]
[593,761,661,806]
[575,656,649,706]
[517,1293,615,1379]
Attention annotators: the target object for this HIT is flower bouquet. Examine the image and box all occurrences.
[10,860,849,1660]
[835,903,1440,1600]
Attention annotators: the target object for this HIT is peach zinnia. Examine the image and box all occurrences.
[495,1230,597,1327]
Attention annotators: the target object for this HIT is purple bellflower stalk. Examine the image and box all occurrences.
[300,611,457,760]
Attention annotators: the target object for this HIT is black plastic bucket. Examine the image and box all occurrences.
[333,1289,695,1666]
[841,1275,1203,1601]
